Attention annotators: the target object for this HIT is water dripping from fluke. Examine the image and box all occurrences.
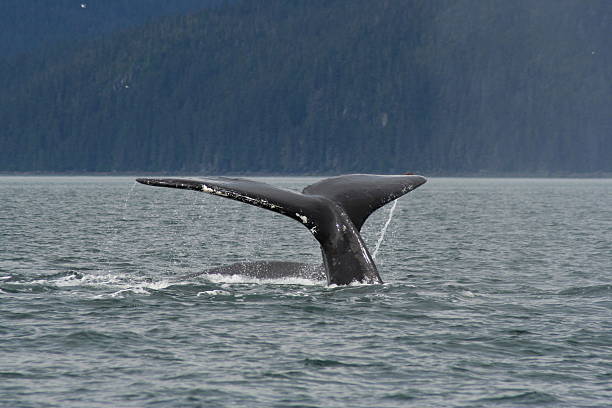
[372,199,398,260]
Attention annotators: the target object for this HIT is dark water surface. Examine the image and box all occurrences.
[1,177,611,407]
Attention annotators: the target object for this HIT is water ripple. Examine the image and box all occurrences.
[1,177,611,407]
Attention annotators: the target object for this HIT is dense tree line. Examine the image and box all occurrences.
[0,0,230,56]
[1,0,610,174]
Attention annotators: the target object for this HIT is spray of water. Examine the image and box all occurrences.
[102,181,138,272]
[372,199,398,260]
[122,181,137,220]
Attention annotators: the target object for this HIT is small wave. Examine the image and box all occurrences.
[0,371,28,379]
[303,358,352,368]
[475,390,559,404]
[258,370,304,379]
[383,392,416,401]
[65,330,115,343]
[558,284,612,296]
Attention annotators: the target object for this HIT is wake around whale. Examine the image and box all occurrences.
[136,174,426,285]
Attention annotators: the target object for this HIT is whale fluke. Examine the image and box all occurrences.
[302,174,426,231]
[136,174,426,285]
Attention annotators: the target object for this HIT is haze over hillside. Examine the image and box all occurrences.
[1,0,610,174]
[0,0,230,56]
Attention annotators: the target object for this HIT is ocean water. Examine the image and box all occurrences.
[1,176,610,408]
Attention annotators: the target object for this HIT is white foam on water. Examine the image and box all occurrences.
[284,291,313,297]
[326,279,384,289]
[28,273,120,287]
[93,277,172,298]
[105,287,152,298]
[92,279,172,299]
[201,273,325,286]
[196,290,231,297]
[57,274,122,286]
[22,272,173,298]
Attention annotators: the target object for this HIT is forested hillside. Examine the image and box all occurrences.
[1,0,611,174]
[0,0,230,56]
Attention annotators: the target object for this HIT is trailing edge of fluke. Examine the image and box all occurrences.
[136,174,426,285]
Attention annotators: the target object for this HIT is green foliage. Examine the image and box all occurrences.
[1,0,611,174]
[0,0,230,56]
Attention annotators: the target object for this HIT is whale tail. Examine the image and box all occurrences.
[301,174,426,231]
[136,174,426,285]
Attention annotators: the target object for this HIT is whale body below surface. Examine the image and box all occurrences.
[136,174,426,285]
